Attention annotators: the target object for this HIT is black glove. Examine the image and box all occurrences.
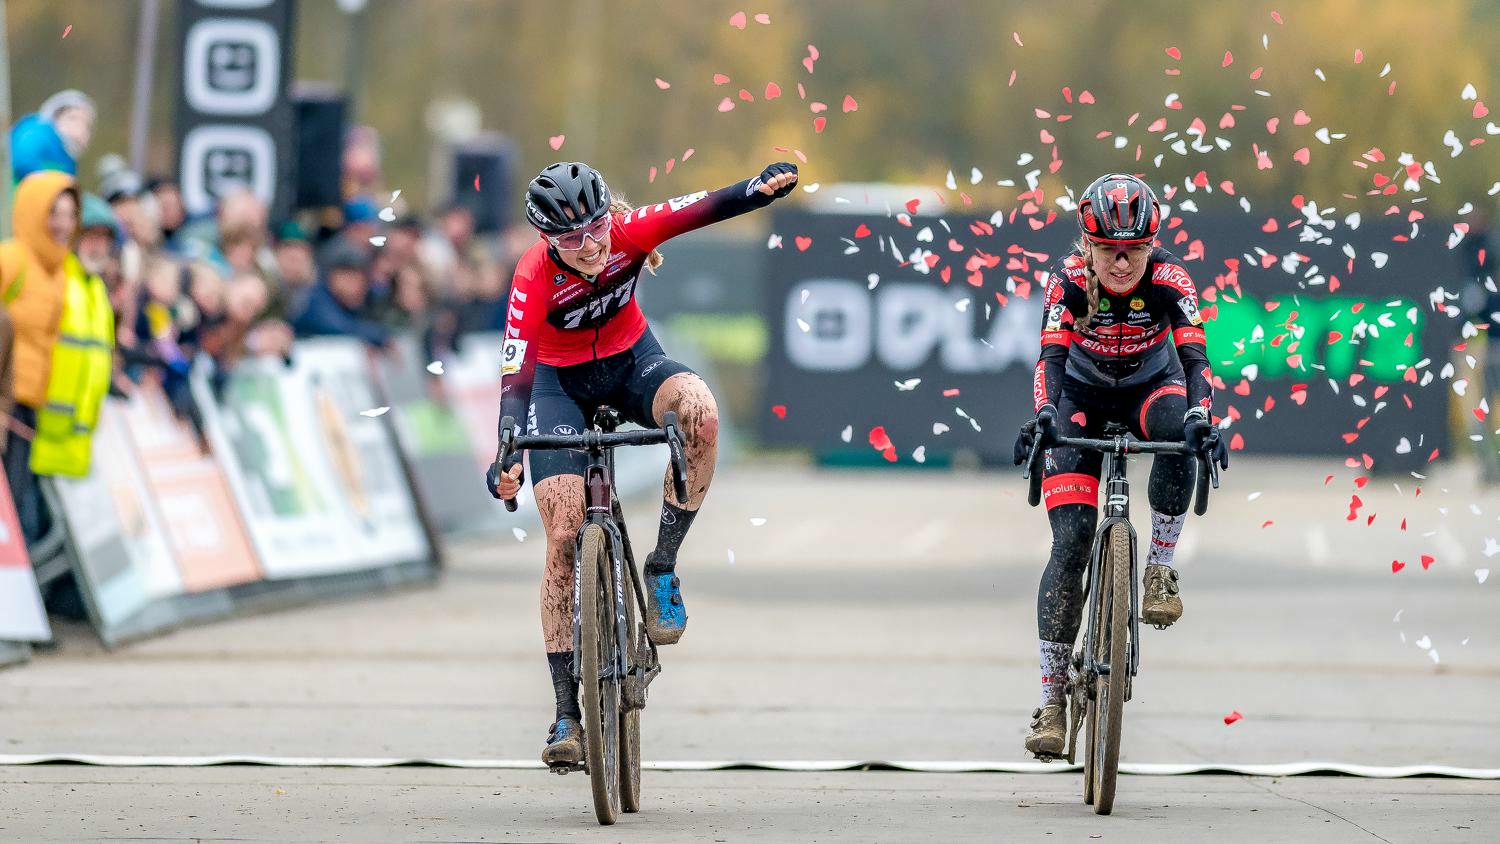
[1184,412,1229,470]
[1012,404,1058,466]
[485,459,523,501]
[755,162,799,199]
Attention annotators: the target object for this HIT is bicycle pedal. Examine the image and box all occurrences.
[547,762,585,775]
[1151,622,1168,631]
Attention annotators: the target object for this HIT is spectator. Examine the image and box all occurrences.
[75,194,121,286]
[98,154,157,295]
[31,242,115,479]
[145,176,187,247]
[10,89,95,181]
[0,308,13,458]
[292,241,390,347]
[0,171,78,542]
[317,197,379,269]
[270,220,317,318]
[200,273,294,370]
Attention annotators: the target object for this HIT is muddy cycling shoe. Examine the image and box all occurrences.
[1142,563,1183,629]
[543,717,584,767]
[1025,704,1068,759]
[643,554,688,645]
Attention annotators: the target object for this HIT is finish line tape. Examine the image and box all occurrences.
[0,756,1494,779]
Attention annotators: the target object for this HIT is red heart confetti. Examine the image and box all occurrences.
[794,236,813,251]
[1391,560,1405,573]
[1222,51,1233,67]
[1476,101,1490,119]
[655,78,671,90]
[729,10,746,29]
[853,223,871,238]
[765,82,781,99]
[1224,710,1243,725]
[548,134,565,150]
[473,175,481,192]
[1421,555,1435,570]
[813,116,827,133]
[754,13,770,24]
[718,98,735,112]
[771,404,786,419]
[62,24,72,39]
[842,94,858,113]
[1165,46,1182,60]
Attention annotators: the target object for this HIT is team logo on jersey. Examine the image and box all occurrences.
[668,191,708,211]
[1099,297,1112,311]
[500,339,528,376]
[1178,296,1203,325]
[553,273,567,285]
[1130,297,1145,311]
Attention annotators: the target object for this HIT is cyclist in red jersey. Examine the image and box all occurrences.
[487,160,797,765]
[1012,173,1228,758]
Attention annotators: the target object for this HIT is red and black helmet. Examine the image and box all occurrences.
[1076,173,1160,244]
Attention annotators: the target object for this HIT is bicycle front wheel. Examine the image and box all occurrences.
[620,567,642,813]
[1091,521,1132,815]
[578,523,621,825]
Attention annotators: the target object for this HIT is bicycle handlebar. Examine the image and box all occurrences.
[1022,431,1219,516]
[494,412,690,513]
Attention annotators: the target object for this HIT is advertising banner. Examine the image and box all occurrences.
[194,342,431,578]
[0,475,50,642]
[175,0,297,219]
[372,335,497,536]
[52,402,184,632]
[763,206,1462,470]
[118,382,261,592]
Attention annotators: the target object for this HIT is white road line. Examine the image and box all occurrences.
[0,755,1494,779]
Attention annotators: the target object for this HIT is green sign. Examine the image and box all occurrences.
[1206,294,1423,381]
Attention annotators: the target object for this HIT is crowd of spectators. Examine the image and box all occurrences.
[1,87,531,555]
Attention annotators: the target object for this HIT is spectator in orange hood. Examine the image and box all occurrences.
[0,170,79,542]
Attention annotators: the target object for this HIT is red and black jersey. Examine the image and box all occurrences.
[1032,246,1213,414]
[498,176,777,429]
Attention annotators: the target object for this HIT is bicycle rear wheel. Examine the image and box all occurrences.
[1091,522,1131,815]
[578,524,621,825]
[620,572,642,813]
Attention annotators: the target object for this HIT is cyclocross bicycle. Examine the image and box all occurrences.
[1022,421,1218,815]
[497,407,690,826]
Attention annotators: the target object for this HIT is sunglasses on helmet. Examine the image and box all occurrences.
[546,214,611,251]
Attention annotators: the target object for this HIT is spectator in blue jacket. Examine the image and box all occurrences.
[292,241,390,348]
[11,90,95,182]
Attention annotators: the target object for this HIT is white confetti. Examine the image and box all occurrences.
[1478,568,1491,584]
[933,423,950,435]
[378,207,396,222]
[1429,649,1441,664]
[867,273,880,290]
[1247,491,1262,501]
[912,445,926,463]
[1415,635,1432,650]
[797,318,811,333]
[512,527,527,542]
[1462,82,1478,100]
[800,289,811,304]
[360,406,390,418]
[1393,609,1404,622]
[426,361,445,375]
[895,378,922,391]
[767,234,783,249]
[727,548,736,565]
[369,235,388,247]
[1371,252,1389,269]
[840,425,853,443]
[1396,437,1412,454]
[749,517,767,527]
[801,182,820,193]
[1483,538,1500,558]
[390,189,402,202]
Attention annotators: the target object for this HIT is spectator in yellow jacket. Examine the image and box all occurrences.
[0,170,79,542]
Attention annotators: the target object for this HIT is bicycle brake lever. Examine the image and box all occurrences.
[662,411,690,506]
[498,416,519,513]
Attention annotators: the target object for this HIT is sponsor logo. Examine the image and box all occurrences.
[560,277,638,330]
[1098,297,1112,311]
[641,360,665,376]
[553,273,567,285]
[660,506,678,525]
[553,424,577,436]
[1130,297,1145,311]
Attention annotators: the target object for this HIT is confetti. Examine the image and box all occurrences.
[1223,710,1243,725]
[655,78,671,90]
[750,517,767,527]
[512,527,527,542]
[933,423,950,435]
[62,25,72,39]
[727,548,736,565]
[729,10,746,29]
[473,175,481,191]
[895,378,922,391]
[912,446,927,463]
[771,404,787,419]
[1478,569,1491,584]
[426,360,444,375]
[368,235,387,247]
[842,94,859,113]
[548,134,565,150]
[360,407,390,418]
[841,425,853,443]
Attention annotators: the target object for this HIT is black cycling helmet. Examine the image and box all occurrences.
[1077,173,1160,245]
[524,162,611,234]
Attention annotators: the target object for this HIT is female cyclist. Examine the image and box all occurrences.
[487,159,798,765]
[1013,173,1228,757]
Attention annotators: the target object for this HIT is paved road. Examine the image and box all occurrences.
[2,458,1497,841]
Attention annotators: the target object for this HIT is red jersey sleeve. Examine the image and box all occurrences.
[1152,258,1214,415]
[614,176,777,254]
[496,248,548,437]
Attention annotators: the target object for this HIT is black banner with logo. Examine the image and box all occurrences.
[763,204,1463,471]
[175,0,297,220]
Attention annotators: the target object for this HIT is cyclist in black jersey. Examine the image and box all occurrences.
[1012,173,1229,758]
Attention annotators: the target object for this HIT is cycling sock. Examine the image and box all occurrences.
[1147,509,1186,568]
[1039,639,1071,707]
[650,501,697,571]
[547,651,581,722]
